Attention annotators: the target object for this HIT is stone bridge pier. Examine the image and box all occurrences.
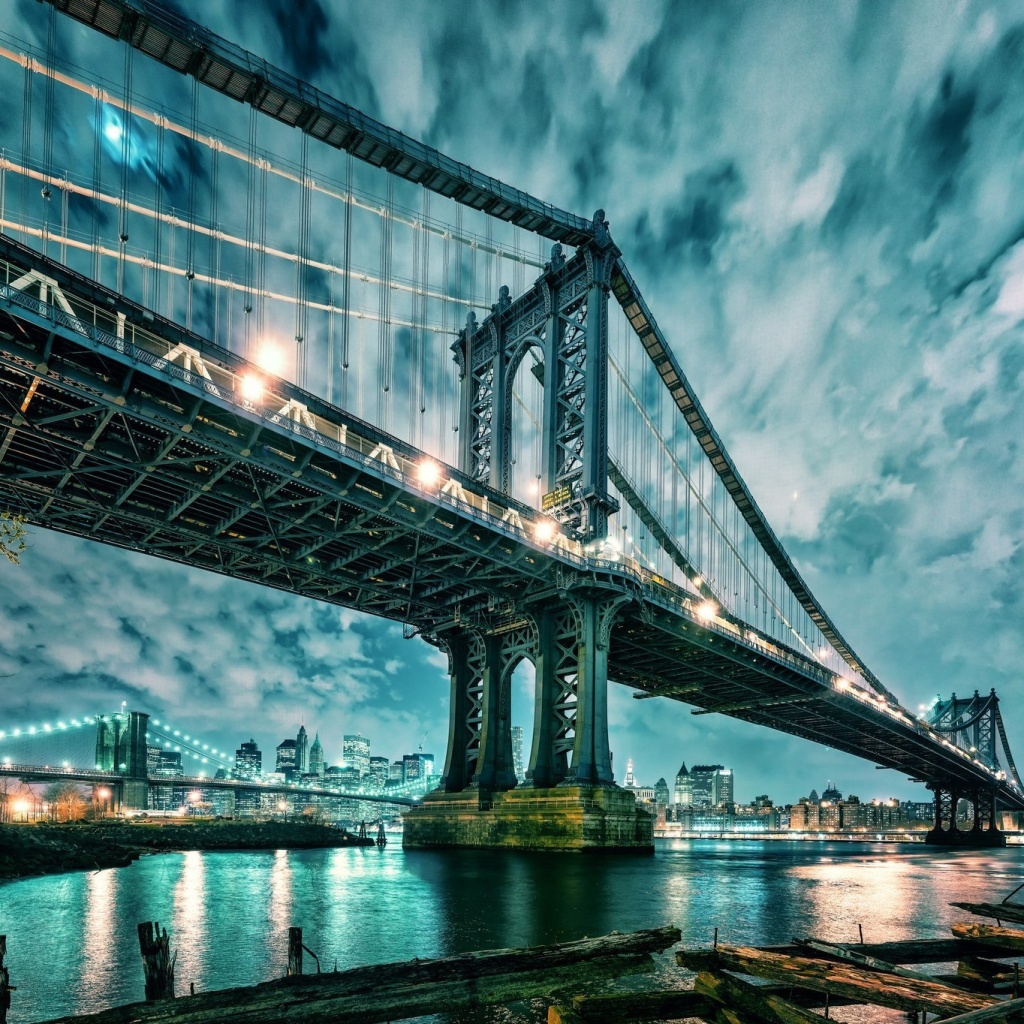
[403,589,653,852]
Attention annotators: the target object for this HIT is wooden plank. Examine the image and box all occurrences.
[926,996,1024,1024]
[959,957,1020,986]
[676,945,995,1015]
[39,927,677,1024]
[695,969,831,1024]
[0,935,14,1024]
[40,953,654,1024]
[570,989,714,1023]
[954,925,1024,953]
[288,928,303,977]
[137,923,174,1003]
[684,938,968,968]
[953,904,1024,927]
[795,938,944,985]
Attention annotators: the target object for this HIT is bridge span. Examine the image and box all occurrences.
[0,0,1020,850]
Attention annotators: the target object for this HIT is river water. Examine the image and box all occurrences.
[2,839,1023,1022]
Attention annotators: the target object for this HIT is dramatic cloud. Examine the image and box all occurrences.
[1,0,1022,803]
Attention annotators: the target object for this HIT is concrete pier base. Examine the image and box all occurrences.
[924,826,1006,847]
[403,786,654,853]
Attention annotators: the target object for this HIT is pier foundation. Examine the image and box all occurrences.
[402,786,653,853]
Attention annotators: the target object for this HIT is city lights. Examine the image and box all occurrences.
[697,601,717,622]
[534,519,555,543]
[416,460,441,487]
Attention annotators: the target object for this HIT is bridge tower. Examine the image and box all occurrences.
[94,710,150,812]
[923,691,1016,847]
[405,213,651,851]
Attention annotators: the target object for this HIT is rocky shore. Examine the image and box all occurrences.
[0,819,375,881]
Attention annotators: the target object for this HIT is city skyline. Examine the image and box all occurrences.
[1,0,1022,804]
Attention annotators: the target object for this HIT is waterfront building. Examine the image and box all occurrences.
[368,756,390,790]
[150,750,183,777]
[296,725,310,774]
[821,781,842,802]
[343,734,370,777]
[512,725,525,784]
[389,760,405,783]
[308,734,325,779]
[674,763,692,805]
[690,765,733,807]
[276,739,297,777]
[234,738,261,780]
[654,778,670,807]
[403,752,435,780]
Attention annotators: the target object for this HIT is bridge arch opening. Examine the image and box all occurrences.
[506,337,546,508]
[507,656,536,789]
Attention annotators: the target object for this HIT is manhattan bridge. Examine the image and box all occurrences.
[0,0,1020,848]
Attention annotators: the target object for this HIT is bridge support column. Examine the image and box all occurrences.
[436,630,485,793]
[406,596,652,851]
[925,782,1004,847]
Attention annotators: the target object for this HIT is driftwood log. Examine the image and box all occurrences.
[953,904,1024,927]
[40,925,679,1024]
[954,924,1024,953]
[694,969,829,1024]
[677,944,996,1015]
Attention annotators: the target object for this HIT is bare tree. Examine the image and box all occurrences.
[44,780,87,822]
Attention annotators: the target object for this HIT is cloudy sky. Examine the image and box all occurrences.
[1,0,1022,805]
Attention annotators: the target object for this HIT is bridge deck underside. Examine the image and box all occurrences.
[1,239,1020,809]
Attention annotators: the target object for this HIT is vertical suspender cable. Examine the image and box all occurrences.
[209,142,220,344]
[294,131,310,389]
[340,152,352,407]
[185,75,198,330]
[117,43,133,296]
[243,105,257,358]
[377,173,394,428]
[41,4,56,257]
[20,60,32,247]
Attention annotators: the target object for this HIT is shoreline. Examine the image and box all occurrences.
[0,819,375,882]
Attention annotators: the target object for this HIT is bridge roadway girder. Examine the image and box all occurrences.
[1,238,1021,811]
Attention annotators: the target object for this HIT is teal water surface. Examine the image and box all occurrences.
[2,839,1023,1022]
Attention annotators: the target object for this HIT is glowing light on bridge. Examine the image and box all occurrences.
[697,601,717,623]
[416,460,442,487]
[240,374,265,401]
[534,520,556,543]
[254,342,287,376]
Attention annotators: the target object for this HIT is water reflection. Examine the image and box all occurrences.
[78,866,118,1007]
[4,840,1024,1022]
[172,851,208,994]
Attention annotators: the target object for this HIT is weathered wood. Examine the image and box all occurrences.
[136,922,174,1002]
[569,988,714,1023]
[288,928,303,977]
[924,995,1024,1024]
[677,945,995,1015]
[549,1003,586,1024]
[683,938,970,969]
[953,904,1024,926]
[695,969,830,1024]
[954,925,1024,954]
[0,935,13,1024]
[40,927,676,1024]
[795,938,944,986]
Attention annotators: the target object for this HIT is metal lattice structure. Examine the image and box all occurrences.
[0,0,1021,834]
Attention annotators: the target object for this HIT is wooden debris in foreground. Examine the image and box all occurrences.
[794,938,941,984]
[954,924,1024,953]
[548,988,714,1024]
[0,935,14,1024]
[694,969,832,1024]
[925,996,1024,1024]
[40,926,679,1024]
[677,944,995,1015]
[953,904,1024,927]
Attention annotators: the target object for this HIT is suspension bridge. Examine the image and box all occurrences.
[0,707,420,813]
[0,0,1020,849]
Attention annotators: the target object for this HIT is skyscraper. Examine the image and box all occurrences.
[308,734,325,778]
[343,734,370,777]
[511,725,525,784]
[276,738,297,777]
[234,738,262,780]
[296,725,309,774]
[674,763,692,805]
[368,756,390,791]
[691,764,734,807]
